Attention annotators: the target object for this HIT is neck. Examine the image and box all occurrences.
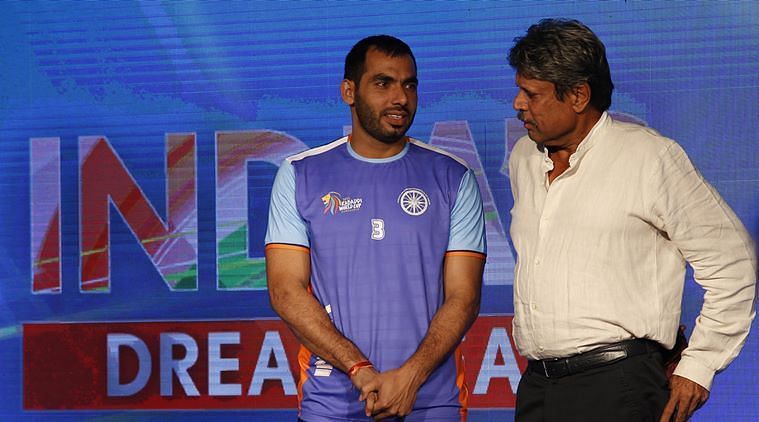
[546,109,603,157]
[349,128,407,159]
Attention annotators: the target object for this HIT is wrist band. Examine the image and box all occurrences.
[347,360,373,378]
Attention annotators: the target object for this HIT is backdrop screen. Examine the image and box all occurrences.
[1,1,757,420]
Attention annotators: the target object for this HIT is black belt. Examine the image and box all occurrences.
[527,339,662,378]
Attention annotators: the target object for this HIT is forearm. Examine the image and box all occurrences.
[673,204,757,389]
[266,247,368,373]
[402,292,480,383]
[271,287,368,373]
[674,272,756,390]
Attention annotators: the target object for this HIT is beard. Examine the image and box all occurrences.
[354,91,414,144]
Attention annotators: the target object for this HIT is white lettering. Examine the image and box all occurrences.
[371,219,385,240]
[208,332,241,396]
[473,327,521,394]
[107,333,151,397]
[248,331,297,395]
[338,197,363,212]
[160,332,200,396]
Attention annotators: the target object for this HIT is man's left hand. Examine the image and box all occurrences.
[359,366,423,420]
[659,375,709,422]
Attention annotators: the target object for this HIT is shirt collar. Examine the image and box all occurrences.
[346,135,410,163]
[567,111,609,166]
[539,111,610,166]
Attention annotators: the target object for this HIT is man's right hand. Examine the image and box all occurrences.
[358,365,425,420]
[350,366,380,417]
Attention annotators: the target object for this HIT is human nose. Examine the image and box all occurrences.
[390,84,408,106]
[513,90,527,111]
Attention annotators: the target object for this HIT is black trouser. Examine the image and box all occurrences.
[516,351,670,421]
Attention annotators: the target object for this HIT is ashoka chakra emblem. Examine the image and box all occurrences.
[398,188,429,216]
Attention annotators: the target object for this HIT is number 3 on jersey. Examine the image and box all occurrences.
[371,219,385,240]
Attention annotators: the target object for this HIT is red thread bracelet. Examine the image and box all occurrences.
[347,360,373,377]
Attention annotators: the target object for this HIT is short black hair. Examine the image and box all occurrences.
[509,18,614,111]
[344,35,416,84]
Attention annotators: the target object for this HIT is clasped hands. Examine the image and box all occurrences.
[351,365,424,421]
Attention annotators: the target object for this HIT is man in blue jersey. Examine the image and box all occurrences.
[265,35,487,421]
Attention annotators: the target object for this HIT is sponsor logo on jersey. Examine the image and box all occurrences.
[398,188,429,216]
[321,191,363,214]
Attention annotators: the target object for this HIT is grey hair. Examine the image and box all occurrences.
[509,18,614,111]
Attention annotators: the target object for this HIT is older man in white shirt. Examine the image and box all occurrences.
[507,19,756,422]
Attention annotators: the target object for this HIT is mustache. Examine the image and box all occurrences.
[517,112,536,126]
[385,106,410,115]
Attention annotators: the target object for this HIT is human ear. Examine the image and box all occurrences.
[341,79,355,106]
[571,83,591,112]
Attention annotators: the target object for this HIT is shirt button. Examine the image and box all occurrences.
[538,346,544,351]
[534,257,541,265]
[531,303,537,310]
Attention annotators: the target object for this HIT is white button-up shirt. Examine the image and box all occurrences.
[509,112,756,390]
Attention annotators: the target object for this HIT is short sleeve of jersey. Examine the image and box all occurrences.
[264,160,309,247]
[448,169,486,254]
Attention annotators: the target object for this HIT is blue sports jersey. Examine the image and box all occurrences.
[265,136,486,422]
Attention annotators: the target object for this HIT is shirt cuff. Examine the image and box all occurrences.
[672,355,715,391]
